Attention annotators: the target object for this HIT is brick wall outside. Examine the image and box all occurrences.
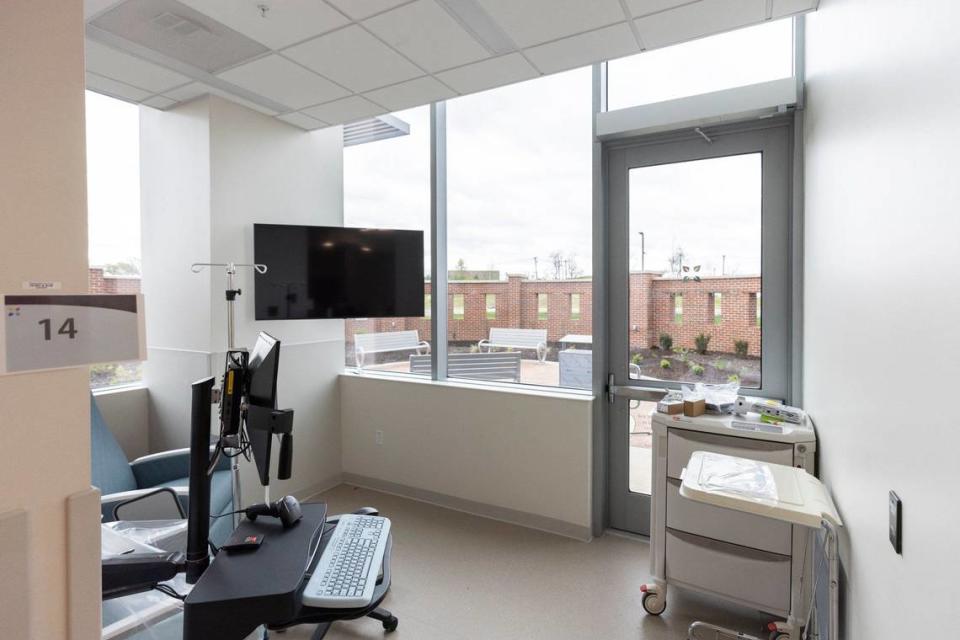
[88,267,142,295]
[347,272,761,357]
[86,266,760,357]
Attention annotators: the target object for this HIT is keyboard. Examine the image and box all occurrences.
[302,514,391,608]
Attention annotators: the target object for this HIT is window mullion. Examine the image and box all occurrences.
[430,101,448,381]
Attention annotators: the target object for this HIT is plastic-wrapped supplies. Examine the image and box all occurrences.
[695,451,779,503]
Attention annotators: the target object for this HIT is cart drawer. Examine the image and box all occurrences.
[667,428,793,480]
[666,478,792,555]
[665,528,791,615]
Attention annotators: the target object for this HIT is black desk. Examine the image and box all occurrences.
[183,503,395,640]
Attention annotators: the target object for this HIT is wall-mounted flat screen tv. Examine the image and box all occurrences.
[254,224,425,320]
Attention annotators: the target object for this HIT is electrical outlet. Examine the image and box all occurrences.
[889,491,902,554]
[375,430,384,446]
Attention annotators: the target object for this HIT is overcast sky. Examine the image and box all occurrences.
[87,19,791,276]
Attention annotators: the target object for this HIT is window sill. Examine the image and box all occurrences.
[341,369,595,402]
[92,382,146,396]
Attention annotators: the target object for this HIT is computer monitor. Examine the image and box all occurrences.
[247,332,280,409]
[244,332,294,486]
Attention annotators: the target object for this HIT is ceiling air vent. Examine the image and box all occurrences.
[343,115,411,147]
[91,0,268,73]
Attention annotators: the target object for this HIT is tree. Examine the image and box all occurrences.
[564,253,583,279]
[455,258,466,272]
[548,251,563,279]
[103,257,141,276]
[668,247,686,276]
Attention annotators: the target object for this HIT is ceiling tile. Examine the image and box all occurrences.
[303,96,386,125]
[771,0,817,18]
[85,39,192,93]
[624,0,693,18]
[364,76,455,111]
[284,25,424,93]
[634,0,767,50]
[475,0,627,48]
[325,0,411,20]
[218,54,349,109]
[177,0,350,49]
[435,52,538,95]
[86,71,153,102]
[277,112,328,130]
[524,23,638,75]
[143,95,178,109]
[162,82,208,102]
[161,82,279,115]
[364,0,491,72]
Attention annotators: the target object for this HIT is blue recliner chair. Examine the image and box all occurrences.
[90,395,235,546]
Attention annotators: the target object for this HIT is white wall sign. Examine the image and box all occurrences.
[0,294,146,374]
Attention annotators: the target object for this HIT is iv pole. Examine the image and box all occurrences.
[191,261,267,527]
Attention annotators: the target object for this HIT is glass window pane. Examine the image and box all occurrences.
[343,106,430,374]
[629,154,762,388]
[608,19,794,111]
[425,294,432,319]
[85,91,143,389]
[453,294,465,320]
[485,293,496,319]
[570,293,581,320]
[446,68,592,388]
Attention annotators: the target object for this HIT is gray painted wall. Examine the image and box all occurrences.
[804,1,960,637]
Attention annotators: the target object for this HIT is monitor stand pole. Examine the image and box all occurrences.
[191,261,267,527]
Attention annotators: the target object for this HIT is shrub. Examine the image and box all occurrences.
[714,359,728,371]
[694,333,711,355]
[690,363,705,376]
[727,374,740,383]
[631,353,643,365]
[658,333,673,351]
[659,358,671,369]
[734,340,749,357]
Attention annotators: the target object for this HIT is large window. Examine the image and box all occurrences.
[446,68,592,388]
[343,106,431,373]
[607,19,794,111]
[86,91,143,389]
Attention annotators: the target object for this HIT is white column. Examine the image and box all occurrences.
[0,1,100,638]
[141,96,346,503]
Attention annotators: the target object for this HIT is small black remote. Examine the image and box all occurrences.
[222,530,265,553]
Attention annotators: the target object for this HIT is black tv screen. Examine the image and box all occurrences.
[254,224,425,320]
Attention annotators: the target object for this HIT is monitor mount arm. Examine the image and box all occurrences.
[190,261,268,526]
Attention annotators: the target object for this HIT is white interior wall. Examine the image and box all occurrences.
[208,97,345,499]
[140,96,344,502]
[803,1,960,637]
[340,375,594,539]
[0,1,100,638]
[94,388,150,459]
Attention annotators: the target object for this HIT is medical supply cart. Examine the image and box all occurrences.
[640,413,817,628]
[680,451,842,640]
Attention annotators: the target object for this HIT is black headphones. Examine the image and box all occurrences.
[244,495,303,528]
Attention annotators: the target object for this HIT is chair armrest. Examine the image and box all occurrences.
[101,487,190,522]
[418,341,431,353]
[130,445,228,488]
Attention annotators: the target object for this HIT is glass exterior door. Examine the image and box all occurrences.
[606,120,791,534]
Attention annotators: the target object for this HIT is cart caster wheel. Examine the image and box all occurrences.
[382,615,399,632]
[642,591,666,616]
